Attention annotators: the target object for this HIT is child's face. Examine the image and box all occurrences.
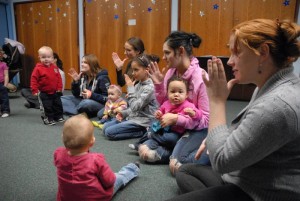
[80,57,91,73]
[167,80,188,105]
[108,88,121,102]
[131,61,149,82]
[39,50,54,67]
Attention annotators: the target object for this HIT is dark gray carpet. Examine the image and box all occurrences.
[0,90,248,201]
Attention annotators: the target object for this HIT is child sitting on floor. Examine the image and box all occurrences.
[54,114,140,201]
[102,54,158,140]
[92,84,127,129]
[138,76,202,163]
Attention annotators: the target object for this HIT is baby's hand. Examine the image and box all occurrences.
[113,108,120,114]
[155,110,163,119]
[184,108,196,117]
[116,113,123,121]
[102,115,108,120]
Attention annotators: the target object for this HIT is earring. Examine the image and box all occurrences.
[258,64,262,74]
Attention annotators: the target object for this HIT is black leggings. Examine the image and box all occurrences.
[166,164,254,201]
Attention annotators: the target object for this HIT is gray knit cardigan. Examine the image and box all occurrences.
[207,67,300,201]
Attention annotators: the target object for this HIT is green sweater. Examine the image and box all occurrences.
[207,67,300,201]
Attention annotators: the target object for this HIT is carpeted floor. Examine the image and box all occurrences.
[0,90,248,201]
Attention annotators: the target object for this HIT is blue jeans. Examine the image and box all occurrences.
[113,163,140,195]
[171,129,210,165]
[143,129,181,163]
[97,107,105,119]
[103,119,146,140]
[0,83,10,113]
[61,95,104,118]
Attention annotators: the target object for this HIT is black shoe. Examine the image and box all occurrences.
[134,161,140,169]
[41,116,56,126]
[55,117,65,123]
[24,102,33,108]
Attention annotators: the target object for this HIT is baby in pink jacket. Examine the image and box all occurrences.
[139,76,201,162]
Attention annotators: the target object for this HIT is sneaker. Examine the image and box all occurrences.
[92,121,104,128]
[129,143,138,151]
[55,117,65,123]
[1,113,9,118]
[41,116,56,126]
[134,161,140,169]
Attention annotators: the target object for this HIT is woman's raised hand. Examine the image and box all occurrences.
[112,52,128,71]
[68,68,82,82]
[148,61,165,84]
[202,56,238,103]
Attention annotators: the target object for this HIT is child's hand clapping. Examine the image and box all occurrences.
[184,108,196,117]
[155,110,163,119]
[124,74,134,87]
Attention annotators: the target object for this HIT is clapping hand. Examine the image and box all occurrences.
[124,74,134,87]
[154,110,163,120]
[112,52,128,71]
[68,68,82,82]
[148,62,166,84]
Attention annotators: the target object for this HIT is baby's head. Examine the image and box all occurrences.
[38,46,54,67]
[108,84,122,102]
[167,76,189,105]
[62,114,95,152]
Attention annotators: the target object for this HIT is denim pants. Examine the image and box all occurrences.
[113,163,140,195]
[61,95,104,118]
[171,128,210,165]
[0,83,10,113]
[143,129,181,163]
[103,119,146,140]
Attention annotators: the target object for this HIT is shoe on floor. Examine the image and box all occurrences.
[129,143,138,151]
[55,117,65,123]
[92,121,104,128]
[41,116,56,126]
[1,113,9,118]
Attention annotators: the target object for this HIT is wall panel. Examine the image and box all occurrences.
[84,0,171,86]
[14,0,78,88]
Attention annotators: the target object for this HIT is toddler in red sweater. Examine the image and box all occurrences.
[54,114,140,201]
[30,46,64,125]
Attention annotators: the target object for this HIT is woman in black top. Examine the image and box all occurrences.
[112,37,145,86]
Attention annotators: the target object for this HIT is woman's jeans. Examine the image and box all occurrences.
[141,128,210,164]
[61,95,104,118]
[171,129,210,165]
[103,119,146,140]
[113,162,140,195]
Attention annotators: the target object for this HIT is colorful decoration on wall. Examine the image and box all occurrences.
[114,14,119,19]
[213,4,219,10]
[56,8,60,12]
[114,3,118,9]
[283,0,290,6]
[151,0,156,4]
[129,4,134,9]
[199,11,205,17]
[148,7,153,12]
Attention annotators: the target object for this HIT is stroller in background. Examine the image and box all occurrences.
[1,38,25,92]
